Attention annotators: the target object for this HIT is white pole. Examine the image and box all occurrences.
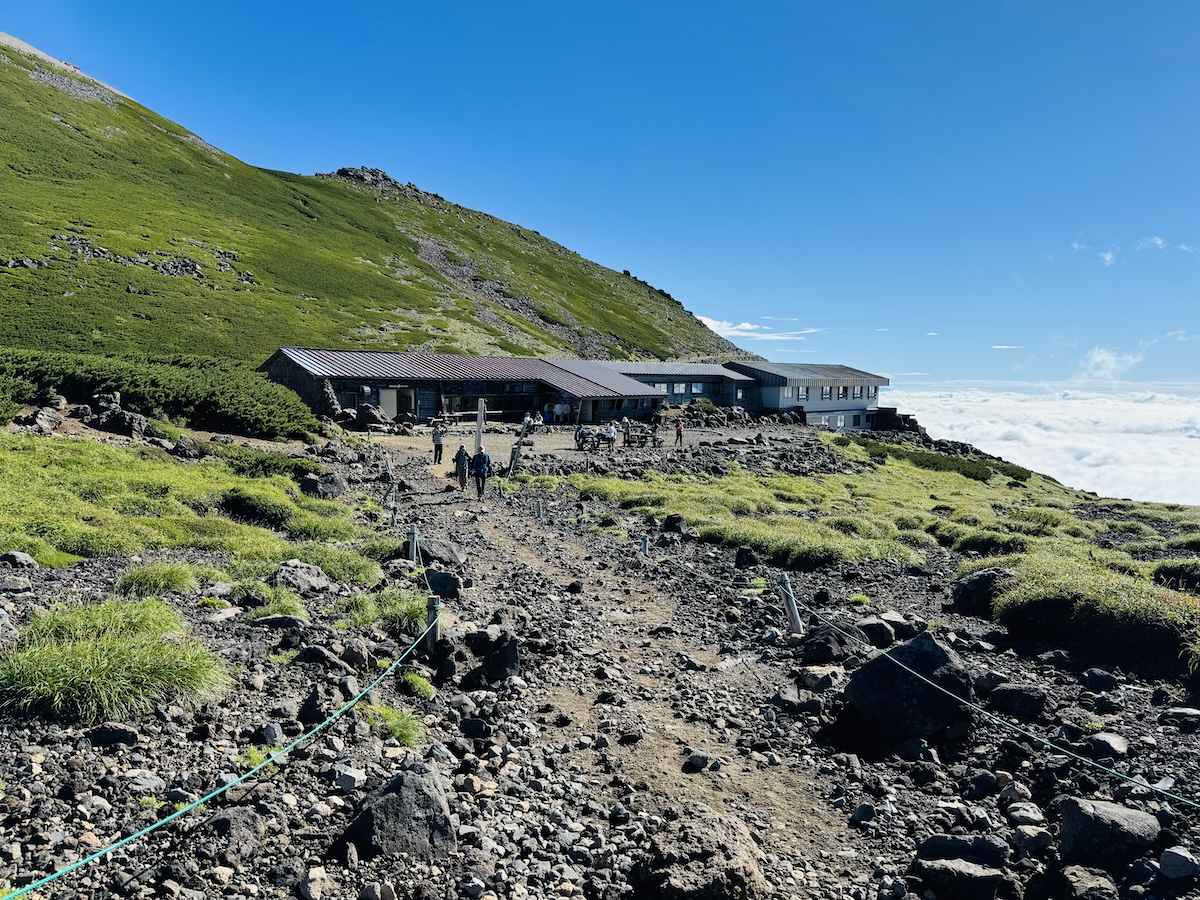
[475,399,486,453]
[776,572,805,636]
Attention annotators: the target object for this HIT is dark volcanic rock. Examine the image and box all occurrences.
[337,763,455,862]
[843,632,972,743]
[1058,797,1160,869]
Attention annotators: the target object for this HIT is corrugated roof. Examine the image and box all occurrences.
[546,360,668,396]
[594,361,755,381]
[271,348,662,398]
[727,361,889,386]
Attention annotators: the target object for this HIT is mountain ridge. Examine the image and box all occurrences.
[0,35,747,366]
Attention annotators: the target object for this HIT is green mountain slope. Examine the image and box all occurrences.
[0,39,741,364]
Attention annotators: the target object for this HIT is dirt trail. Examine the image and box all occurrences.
[378,431,870,895]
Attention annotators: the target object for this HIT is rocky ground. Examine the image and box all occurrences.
[2,421,1200,900]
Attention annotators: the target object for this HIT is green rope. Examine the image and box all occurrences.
[8,615,438,899]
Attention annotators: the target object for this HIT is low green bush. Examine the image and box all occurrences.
[0,350,318,439]
[953,529,1030,556]
[236,584,309,621]
[1166,534,1200,552]
[0,373,38,424]
[359,703,425,746]
[0,599,228,721]
[203,443,325,480]
[116,561,201,598]
[400,672,436,700]
[218,487,296,530]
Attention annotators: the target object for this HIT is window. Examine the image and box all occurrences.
[654,383,668,392]
[783,386,795,399]
[852,414,861,426]
[691,383,704,394]
[736,388,745,401]
[852,386,864,400]
[821,386,832,401]
[837,386,849,400]
[818,415,829,425]
[837,414,846,428]
[867,385,878,399]
[673,383,687,395]
[798,386,809,400]
[614,399,625,410]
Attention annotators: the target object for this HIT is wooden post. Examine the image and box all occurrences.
[425,596,442,655]
[408,524,419,563]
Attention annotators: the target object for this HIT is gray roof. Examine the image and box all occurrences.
[266,348,663,399]
[725,361,889,387]
[594,361,755,382]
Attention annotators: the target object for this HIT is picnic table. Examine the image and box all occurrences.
[576,429,615,453]
[626,426,663,449]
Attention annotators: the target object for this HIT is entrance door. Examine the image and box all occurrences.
[379,389,398,419]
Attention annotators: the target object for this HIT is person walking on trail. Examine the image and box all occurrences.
[604,422,618,453]
[674,419,684,447]
[470,446,492,499]
[453,444,471,491]
[621,416,631,447]
[431,422,445,464]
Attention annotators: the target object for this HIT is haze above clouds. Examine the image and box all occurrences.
[885,389,1200,505]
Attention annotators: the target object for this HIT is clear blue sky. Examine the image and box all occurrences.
[5,2,1199,388]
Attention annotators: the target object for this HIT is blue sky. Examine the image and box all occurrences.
[4,2,1199,389]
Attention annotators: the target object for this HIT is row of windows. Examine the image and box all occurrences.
[654,382,707,395]
[783,385,877,401]
[815,414,864,427]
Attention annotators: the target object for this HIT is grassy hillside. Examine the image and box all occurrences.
[571,432,1200,669]
[0,42,740,364]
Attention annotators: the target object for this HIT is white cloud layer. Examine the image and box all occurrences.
[884,389,1200,504]
[699,316,819,341]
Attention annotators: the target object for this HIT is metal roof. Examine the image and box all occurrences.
[269,348,662,399]
[593,361,755,382]
[725,361,889,387]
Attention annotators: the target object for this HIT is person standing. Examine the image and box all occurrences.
[674,419,684,447]
[431,421,445,464]
[453,444,471,491]
[604,422,617,453]
[470,446,492,499]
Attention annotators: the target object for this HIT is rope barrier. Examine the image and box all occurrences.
[656,554,1200,811]
[8,608,440,899]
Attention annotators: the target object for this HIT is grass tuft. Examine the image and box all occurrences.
[0,598,228,722]
[116,561,201,597]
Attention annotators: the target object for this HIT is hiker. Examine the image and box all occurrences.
[574,423,585,450]
[603,422,618,453]
[522,411,533,432]
[470,446,492,499]
[674,419,684,447]
[431,421,445,464]
[534,411,544,432]
[453,444,471,491]
[621,416,632,446]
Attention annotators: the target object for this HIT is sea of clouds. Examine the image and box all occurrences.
[883,388,1200,506]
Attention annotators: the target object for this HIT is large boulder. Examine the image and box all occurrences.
[336,763,454,862]
[300,472,347,499]
[1058,797,1160,869]
[269,559,332,595]
[843,632,972,743]
[633,803,769,900]
[459,626,520,688]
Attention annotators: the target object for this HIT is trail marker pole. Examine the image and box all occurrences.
[425,597,442,655]
[641,533,649,555]
[409,524,419,563]
[776,572,805,636]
